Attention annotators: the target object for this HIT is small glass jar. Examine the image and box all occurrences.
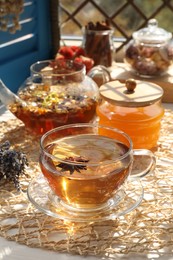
[124,19,173,77]
[97,79,164,149]
[82,28,115,67]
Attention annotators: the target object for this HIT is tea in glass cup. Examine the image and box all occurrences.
[39,123,155,215]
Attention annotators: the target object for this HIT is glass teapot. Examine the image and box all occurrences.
[0,59,99,135]
[124,19,173,77]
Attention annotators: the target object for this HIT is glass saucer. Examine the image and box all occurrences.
[27,174,144,222]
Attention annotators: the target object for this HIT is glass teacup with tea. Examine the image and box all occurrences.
[28,123,155,222]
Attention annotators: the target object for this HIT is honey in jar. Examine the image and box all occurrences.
[97,79,164,149]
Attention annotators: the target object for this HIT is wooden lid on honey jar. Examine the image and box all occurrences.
[99,79,164,107]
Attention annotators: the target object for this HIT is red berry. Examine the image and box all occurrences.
[55,53,65,60]
[78,55,94,72]
[70,46,79,52]
[58,46,74,59]
[74,57,83,64]
[71,46,86,56]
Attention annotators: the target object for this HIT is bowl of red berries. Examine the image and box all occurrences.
[55,45,95,73]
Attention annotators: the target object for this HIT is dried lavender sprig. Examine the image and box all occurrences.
[0,141,28,191]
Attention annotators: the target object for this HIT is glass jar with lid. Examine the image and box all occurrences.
[97,79,164,149]
[124,19,173,77]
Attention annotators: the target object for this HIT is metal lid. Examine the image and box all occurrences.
[99,79,164,107]
[133,19,172,44]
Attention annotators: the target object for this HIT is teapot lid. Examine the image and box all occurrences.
[133,19,172,44]
[99,79,163,107]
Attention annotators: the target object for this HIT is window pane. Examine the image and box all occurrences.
[59,0,173,53]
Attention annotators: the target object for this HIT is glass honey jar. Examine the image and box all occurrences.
[97,79,164,149]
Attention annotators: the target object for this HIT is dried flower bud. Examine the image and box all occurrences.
[0,0,24,33]
[0,140,28,191]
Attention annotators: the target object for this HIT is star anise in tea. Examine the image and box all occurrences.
[56,156,89,175]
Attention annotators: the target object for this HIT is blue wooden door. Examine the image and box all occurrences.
[0,0,52,93]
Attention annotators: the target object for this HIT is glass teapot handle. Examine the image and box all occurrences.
[87,65,112,87]
[88,65,126,87]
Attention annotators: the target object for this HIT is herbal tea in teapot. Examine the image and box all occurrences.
[2,60,99,135]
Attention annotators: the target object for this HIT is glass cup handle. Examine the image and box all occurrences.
[130,149,156,179]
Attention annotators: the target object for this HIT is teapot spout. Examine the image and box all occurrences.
[0,79,25,107]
